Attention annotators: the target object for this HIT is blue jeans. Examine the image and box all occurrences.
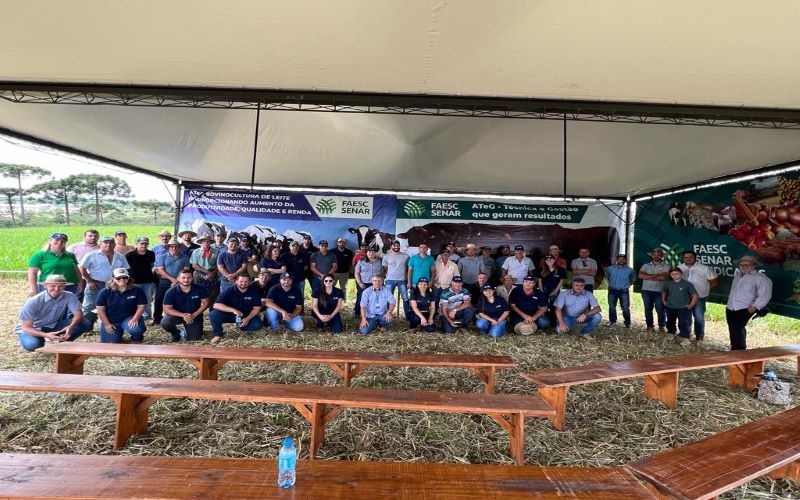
[16,318,91,352]
[209,310,264,337]
[607,289,631,326]
[265,308,304,332]
[359,315,391,335]
[666,306,692,338]
[219,278,235,293]
[441,307,475,333]
[313,312,343,332]
[99,316,146,343]
[134,282,155,319]
[476,318,507,337]
[409,313,436,332]
[690,298,707,338]
[556,312,602,335]
[385,280,409,316]
[641,290,665,328]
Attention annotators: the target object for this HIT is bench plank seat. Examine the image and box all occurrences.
[37,343,515,393]
[626,406,800,500]
[0,371,553,465]
[0,453,656,499]
[521,344,800,430]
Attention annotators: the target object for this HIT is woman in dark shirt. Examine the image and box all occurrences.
[409,278,436,332]
[311,273,344,333]
[475,285,510,337]
[259,246,286,289]
[538,254,566,304]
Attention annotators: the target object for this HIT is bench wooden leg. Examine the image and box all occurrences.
[644,372,678,409]
[489,413,526,465]
[54,353,88,375]
[728,361,763,390]
[467,367,496,394]
[111,394,158,449]
[537,387,569,431]
[197,358,226,380]
[767,460,800,481]
[328,363,367,386]
[291,403,343,460]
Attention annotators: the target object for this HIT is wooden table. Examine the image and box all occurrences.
[0,371,553,465]
[37,343,515,394]
[0,454,656,499]
[521,344,800,430]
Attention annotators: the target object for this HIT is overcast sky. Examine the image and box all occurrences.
[0,136,176,202]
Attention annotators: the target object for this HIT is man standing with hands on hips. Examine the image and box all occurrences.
[725,255,771,350]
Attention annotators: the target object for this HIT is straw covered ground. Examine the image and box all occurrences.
[0,277,798,499]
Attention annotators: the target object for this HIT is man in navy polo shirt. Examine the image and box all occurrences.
[508,275,551,335]
[95,268,148,343]
[264,273,304,332]
[280,240,310,296]
[161,269,209,341]
[209,274,263,344]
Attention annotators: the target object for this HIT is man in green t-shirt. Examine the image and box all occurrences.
[661,267,698,345]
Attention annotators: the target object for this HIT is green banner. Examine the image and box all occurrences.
[397,199,588,223]
[634,172,800,318]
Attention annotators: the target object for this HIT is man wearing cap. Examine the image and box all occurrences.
[114,230,134,255]
[152,230,173,261]
[211,233,227,253]
[177,229,200,258]
[78,236,130,326]
[554,277,602,340]
[458,243,486,301]
[407,242,436,289]
[27,232,83,297]
[66,229,100,261]
[95,268,148,343]
[570,248,598,292]
[161,268,209,341]
[331,238,354,300]
[480,246,496,284]
[606,254,635,328]
[300,235,318,291]
[190,235,220,302]
[15,274,91,351]
[439,276,474,333]
[508,275,551,335]
[354,246,383,319]
[638,247,670,332]
[446,241,461,263]
[153,238,190,325]
[475,284,510,337]
[264,273,305,332]
[726,255,772,350]
[539,244,568,269]
[217,237,247,293]
[678,250,719,341]
[310,240,338,293]
[433,248,460,302]
[502,245,535,285]
[359,274,396,334]
[280,240,310,296]
[382,240,410,316]
[125,237,157,320]
[210,274,263,344]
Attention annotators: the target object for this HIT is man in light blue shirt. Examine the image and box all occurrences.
[605,254,635,328]
[554,277,602,340]
[359,274,396,334]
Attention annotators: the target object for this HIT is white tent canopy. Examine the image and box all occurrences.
[2,0,800,199]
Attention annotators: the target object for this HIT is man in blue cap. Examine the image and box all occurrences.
[439,275,475,333]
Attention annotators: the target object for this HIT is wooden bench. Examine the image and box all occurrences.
[37,343,514,394]
[0,453,656,499]
[0,370,553,465]
[626,405,800,499]
[521,344,800,430]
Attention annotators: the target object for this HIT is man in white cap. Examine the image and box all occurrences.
[14,274,91,351]
[725,255,772,350]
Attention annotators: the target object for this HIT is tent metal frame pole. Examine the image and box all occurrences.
[562,113,567,199]
[624,197,633,258]
[173,182,182,235]
[250,104,261,189]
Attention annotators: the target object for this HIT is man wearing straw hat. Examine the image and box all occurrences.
[14,274,91,351]
[725,255,772,350]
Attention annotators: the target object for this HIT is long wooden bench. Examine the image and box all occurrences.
[521,344,800,430]
[0,371,553,465]
[37,343,514,394]
[0,453,656,499]
[626,405,800,499]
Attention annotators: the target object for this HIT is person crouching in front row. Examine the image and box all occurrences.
[359,274,395,334]
[95,268,147,343]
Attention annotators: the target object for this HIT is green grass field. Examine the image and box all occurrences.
[0,225,171,271]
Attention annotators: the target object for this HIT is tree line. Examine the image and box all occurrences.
[0,163,174,226]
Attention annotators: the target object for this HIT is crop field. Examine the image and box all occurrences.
[0,225,170,272]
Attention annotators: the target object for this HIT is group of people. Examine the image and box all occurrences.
[17,228,772,351]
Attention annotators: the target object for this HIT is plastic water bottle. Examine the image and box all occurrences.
[177,324,186,341]
[762,368,777,381]
[235,315,243,328]
[277,437,296,488]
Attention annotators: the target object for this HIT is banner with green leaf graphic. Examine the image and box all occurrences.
[634,172,800,317]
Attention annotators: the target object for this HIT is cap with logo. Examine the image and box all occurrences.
[280,272,293,279]
[318,240,328,246]
[112,268,130,278]
[514,245,525,251]
[481,284,493,290]
[100,236,115,242]
[451,276,463,283]
[114,230,127,236]
[50,232,69,241]
[523,275,535,281]
[136,237,150,244]
[417,277,429,284]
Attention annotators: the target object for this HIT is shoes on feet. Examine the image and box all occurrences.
[580,334,594,341]
[210,336,221,345]
[659,326,668,333]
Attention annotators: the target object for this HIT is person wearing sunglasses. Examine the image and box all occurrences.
[27,232,84,298]
[95,268,147,343]
[311,273,344,333]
